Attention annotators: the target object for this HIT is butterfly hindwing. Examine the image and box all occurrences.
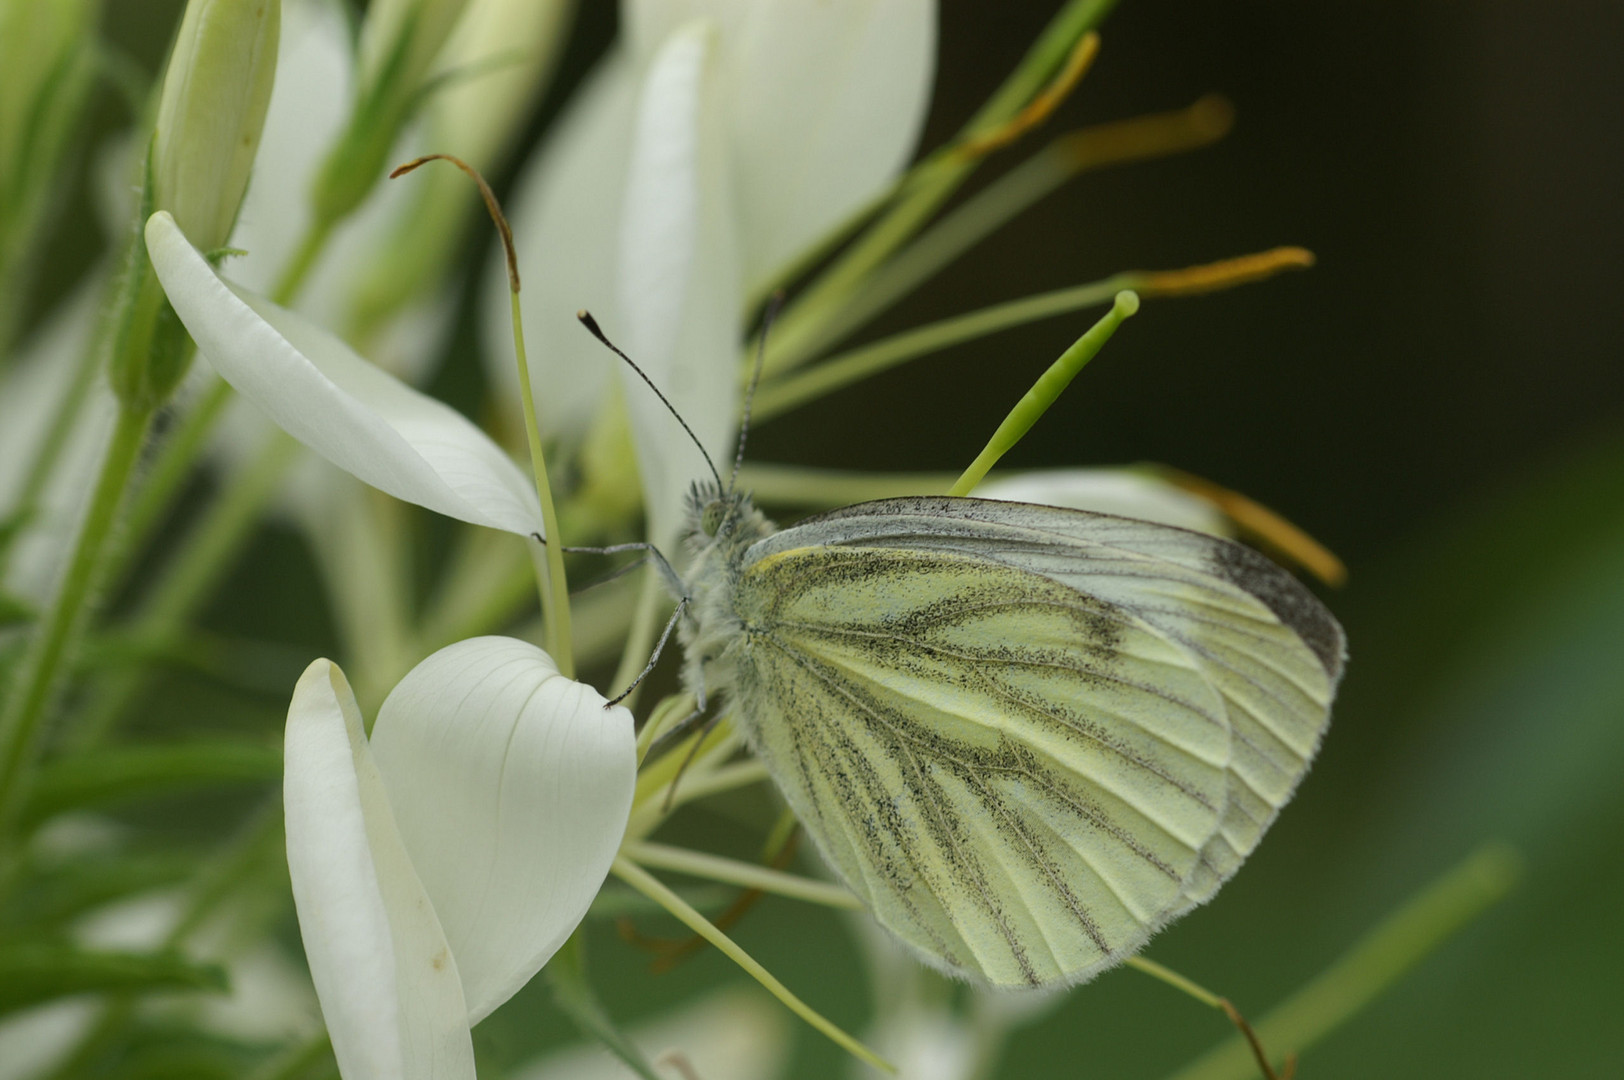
[727,497,1343,984]
[729,542,1236,987]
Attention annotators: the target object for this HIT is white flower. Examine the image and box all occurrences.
[494,0,936,542]
[285,637,635,1078]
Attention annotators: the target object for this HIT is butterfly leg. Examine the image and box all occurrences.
[606,594,689,707]
[529,534,688,598]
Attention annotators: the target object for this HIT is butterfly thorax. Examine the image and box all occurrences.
[676,482,776,710]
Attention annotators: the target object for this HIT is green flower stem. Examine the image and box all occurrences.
[271,217,334,307]
[754,272,1141,422]
[1162,844,1522,1080]
[509,290,573,678]
[621,840,861,910]
[69,430,303,747]
[612,856,896,1074]
[0,400,151,848]
[105,376,233,587]
[950,290,1138,496]
[761,0,1118,375]
[777,96,1232,371]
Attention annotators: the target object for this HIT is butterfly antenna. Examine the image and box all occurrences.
[727,290,785,498]
[577,311,723,490]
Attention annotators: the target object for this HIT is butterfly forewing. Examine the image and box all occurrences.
[731,544,1237,987]
[728,497,1343,985]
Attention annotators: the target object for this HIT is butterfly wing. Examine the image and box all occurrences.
[731,497,1343,987]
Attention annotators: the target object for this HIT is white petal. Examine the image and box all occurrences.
[284,660,476,1080]
[493,52,639,446]
[369,637,636,1024]
[626,0,935,290]
[147,211,543,537]
[616,21,742,545]
[976,469,1231,536]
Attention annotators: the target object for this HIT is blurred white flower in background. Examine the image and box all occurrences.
[493,0,936,541]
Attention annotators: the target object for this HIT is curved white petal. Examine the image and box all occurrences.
[369,637,636,1024]
[616,21,741,545]
[976,469,1230,536]
[284,660,475,1080]
[494,52,639,445]
[147,211,543,537]
[625,0,935,290]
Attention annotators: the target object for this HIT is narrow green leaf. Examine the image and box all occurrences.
[544,930,665,1080]
[0,942,226,1015]
[23,740,282,826]
[1,851,197,931]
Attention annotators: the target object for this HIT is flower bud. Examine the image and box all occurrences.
[152,0,281,252]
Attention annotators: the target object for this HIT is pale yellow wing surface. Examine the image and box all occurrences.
[730,545,1235,987]
[734,497,1344,984]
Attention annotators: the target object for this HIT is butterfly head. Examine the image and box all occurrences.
[684,480,771,558]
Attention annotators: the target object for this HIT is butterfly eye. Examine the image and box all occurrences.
[700,500,726,537]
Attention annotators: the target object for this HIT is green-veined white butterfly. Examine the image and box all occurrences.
[578,312,1345,990]
[674,482,1343,989]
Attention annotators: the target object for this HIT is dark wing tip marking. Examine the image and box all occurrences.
[1210,538,1346,683]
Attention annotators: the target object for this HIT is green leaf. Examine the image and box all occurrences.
[0,942,226,1015]
[544,930,665,1080]
[22,740,282,826]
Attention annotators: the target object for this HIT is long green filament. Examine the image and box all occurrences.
[761,0,1116,375]
[772,96,1233,371]
[621,841,862,910]
[950,290,1139,496]
[510,290,574,677]
[754,273,1139,421]
[611,857,895,1074]
[1162,843,1521,1080]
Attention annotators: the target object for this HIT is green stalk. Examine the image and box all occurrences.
[950,290,1138,496]
[1162,844,1521,1080]
[612,857,895,1074]
[0,401,152,846]
[105,376,232,586]
[754,273,1138,421]
[621,840,861,910]
[510,291,574,677]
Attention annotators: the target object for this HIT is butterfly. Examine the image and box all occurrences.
[674,481,1344,989]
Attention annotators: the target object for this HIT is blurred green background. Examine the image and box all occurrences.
[27,1,1623,1076]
